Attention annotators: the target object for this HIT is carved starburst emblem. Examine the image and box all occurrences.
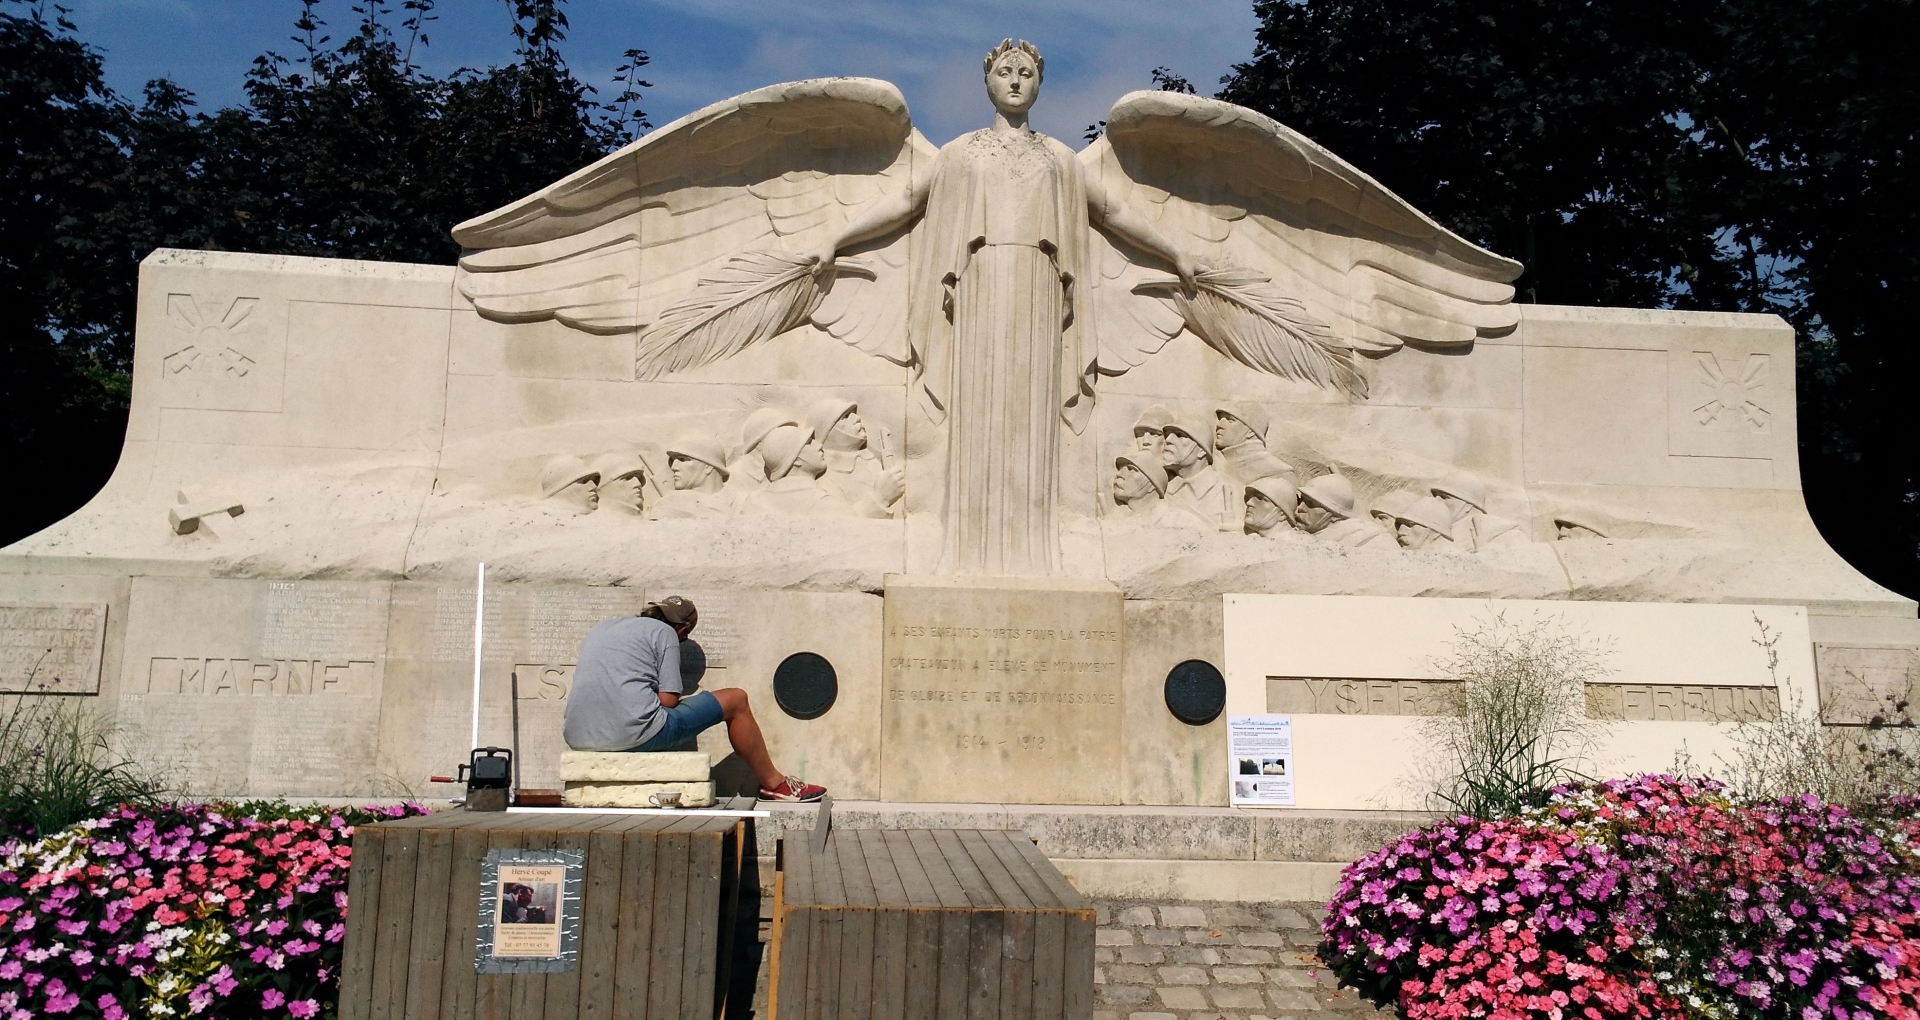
[164,295,259,377]
[1693,352,1770,430]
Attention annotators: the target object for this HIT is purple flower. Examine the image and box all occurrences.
[262,988,286,1009]
[288,997,320,1018]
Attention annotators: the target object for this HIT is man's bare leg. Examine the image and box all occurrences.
[711,688,786,790]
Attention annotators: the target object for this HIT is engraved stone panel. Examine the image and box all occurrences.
[157,292,286,412]
[1670,347,1779,460]
[382,584,652,794]
[117,578,391,797]
[1815,643,1920,726]
[0,602,107,693]
[881,576,1123,805]
[1584,683,1780,722]
[1265,677,1461,716]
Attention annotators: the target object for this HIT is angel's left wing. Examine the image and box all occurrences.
[1082,91,1522,395]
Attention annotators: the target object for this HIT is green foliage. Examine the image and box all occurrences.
[0,693,166,840]
[1687,616,1920,808]
[0,2,139,558]
[1220,0,1920,598]
[1422,614,1608,819]
[211,797,425,827]
[0,0,648,547]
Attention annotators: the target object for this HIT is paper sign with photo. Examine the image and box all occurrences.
[493,864,566,958]
[1228,714,1295,806]
[475,848,583,974]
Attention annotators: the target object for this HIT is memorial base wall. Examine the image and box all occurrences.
[2,565,1915,816]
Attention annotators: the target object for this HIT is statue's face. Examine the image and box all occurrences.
[825,410,867,452]
[1244,492,1285,535]
[1112,463,1152,504]
[601,471,644,512]
[1163,431,1202,469]
[1297,500,1334,534]
[1397,519,1442,549]
[986,53,1040,115]
[1438,493,1473,521]
[1215,414,1255,449]
[796,436,828,476]
[669,455,712,490]
[1132,427,1164,459]
[557,476,599,514]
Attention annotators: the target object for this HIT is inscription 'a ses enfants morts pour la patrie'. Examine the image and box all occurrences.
[881,582,1124,805]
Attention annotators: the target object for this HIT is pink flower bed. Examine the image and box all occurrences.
[0,802,424,1020]
[1322,776,1920,1020]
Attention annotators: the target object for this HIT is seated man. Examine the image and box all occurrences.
[561,596,825,803]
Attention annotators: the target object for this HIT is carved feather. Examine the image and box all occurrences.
[1136,267,1366,398]
[633,250,872,380]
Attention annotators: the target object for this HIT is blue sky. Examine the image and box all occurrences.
[63,0,1263,146]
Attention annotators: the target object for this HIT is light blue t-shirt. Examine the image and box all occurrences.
[562,616,684,751]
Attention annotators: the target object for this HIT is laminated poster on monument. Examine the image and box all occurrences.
[1228,714,1295,806]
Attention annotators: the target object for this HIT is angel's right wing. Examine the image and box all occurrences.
[454,78,932,372]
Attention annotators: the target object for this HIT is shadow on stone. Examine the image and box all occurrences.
[711,752,761,798]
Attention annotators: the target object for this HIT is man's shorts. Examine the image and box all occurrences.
[628,691,724,752]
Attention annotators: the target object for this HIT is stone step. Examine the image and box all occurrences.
[742,800,1427,901]
[751,800,1426,862]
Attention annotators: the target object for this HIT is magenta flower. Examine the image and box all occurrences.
[0,800,426,1020]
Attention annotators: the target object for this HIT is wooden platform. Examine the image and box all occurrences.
[337,802,758,1020]
[769,828,1095,1020]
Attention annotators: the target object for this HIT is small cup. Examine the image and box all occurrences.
[648,790,683,809]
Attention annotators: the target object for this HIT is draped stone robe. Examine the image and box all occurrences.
[909,128,1098,577]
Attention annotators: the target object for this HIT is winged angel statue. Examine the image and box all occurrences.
[454,40,1522,577]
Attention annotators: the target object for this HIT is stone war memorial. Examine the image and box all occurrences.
[3,40,1917,899]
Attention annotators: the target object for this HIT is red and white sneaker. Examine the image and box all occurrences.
[759,776,826,803]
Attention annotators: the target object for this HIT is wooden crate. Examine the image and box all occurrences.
[337,802,756,1020]
[769,828,1095,1020]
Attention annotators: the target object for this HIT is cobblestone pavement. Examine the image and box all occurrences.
[747,899,1388,1019]
[1090,900,1388,1020]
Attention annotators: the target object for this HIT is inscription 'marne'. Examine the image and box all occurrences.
[1266,677,1462,717]
[143,657,377,695]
